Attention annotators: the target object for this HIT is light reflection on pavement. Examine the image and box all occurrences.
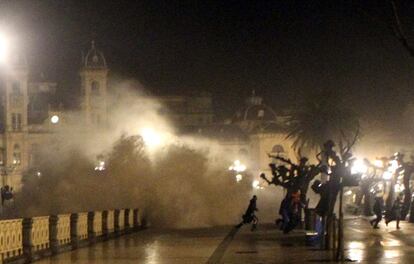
[36,219,414,263]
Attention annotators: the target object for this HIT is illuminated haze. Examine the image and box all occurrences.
[11,80,251,228]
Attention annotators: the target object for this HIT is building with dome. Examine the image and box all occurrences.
[193,91,296,181]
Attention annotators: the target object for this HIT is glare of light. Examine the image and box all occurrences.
[94,160,105,171]
[383,171,393,180]
[228,160,246,172]
[252,180,260,189]
[351,159,368,175]
[384,250,400,259]
[389,160,399,171]
[394,183,404,193]
[0,32,9,63]
[235,174,242,182]
[374,159,383,168]
[36,171,41,178]
[50,115,59,124]
[347,241,364,262]
[348,241,365,249]
[140,127,162,147]
[344,190,352,196]
[377,182,383,190]
[383,239,401,247]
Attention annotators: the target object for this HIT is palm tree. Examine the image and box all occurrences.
[285,89,360,259]
[286,89,360,152]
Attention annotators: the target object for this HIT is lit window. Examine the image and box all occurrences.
[11,113,22,131]
[13,144,21,165]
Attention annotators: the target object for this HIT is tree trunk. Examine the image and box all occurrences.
[336,184,344,261]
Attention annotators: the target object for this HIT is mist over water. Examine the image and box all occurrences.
[11,83,253,228]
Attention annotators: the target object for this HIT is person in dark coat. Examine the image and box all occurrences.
[370,196,384,229]
[386,195,403,229]
[236,195,259,231]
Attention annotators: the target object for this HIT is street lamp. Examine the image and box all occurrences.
[228,160,247,183]
[140,127,163,148]
[50,115,59,124]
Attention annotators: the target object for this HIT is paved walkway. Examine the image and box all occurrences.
[36,218,414,263]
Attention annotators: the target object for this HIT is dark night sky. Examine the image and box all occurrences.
[1,0,414,122]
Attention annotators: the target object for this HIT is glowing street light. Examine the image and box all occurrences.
[252,179,264,190]
[235,174,243,182]
[50,115,59,124]
[140,127,162,147]
[374,159,384,168]
[351,159,368,175]
[228,160,246,172]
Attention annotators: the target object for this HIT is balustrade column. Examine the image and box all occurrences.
[124,209,130,232]
[49,215,58,254]
[102,210,108,240]
[114,209,120,236]
[22,218,34,262]
[70,213,79,249]
[133,209,139,230]
[87,211,95,244]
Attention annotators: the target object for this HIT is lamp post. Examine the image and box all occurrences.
[228,160,247,183]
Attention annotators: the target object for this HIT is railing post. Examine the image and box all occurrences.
[88,211,95,244]
[49,215,59,255]
[133,209,139,231]
[70,213,79,250]
[102,210,108,240]
[22,218,34,262]
[125,209,130,233]
[114,209,120,236]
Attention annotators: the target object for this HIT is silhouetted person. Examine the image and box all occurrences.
[386,195,403,229]
[236,195,258,231]
[370,196,384,229]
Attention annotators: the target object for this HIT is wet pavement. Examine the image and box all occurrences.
[37,218,414,263]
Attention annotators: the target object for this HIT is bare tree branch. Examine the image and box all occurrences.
[389,0,414,56]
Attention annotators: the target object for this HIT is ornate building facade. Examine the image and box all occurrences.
[0,42,294,192]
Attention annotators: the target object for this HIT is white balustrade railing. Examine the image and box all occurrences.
[118,209,125,230]
[0,219,23,260]
[107,210,114,233]
[56,214,71,246]
[93,211,102,237]
[76,213,88,241]
[31,216,49,252]
[0,208,141,262]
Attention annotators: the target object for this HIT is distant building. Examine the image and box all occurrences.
[190,91,296,183]
[0,42,294,190]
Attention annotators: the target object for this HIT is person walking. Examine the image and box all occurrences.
[370,196,384,229]
[236,195,259,231]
